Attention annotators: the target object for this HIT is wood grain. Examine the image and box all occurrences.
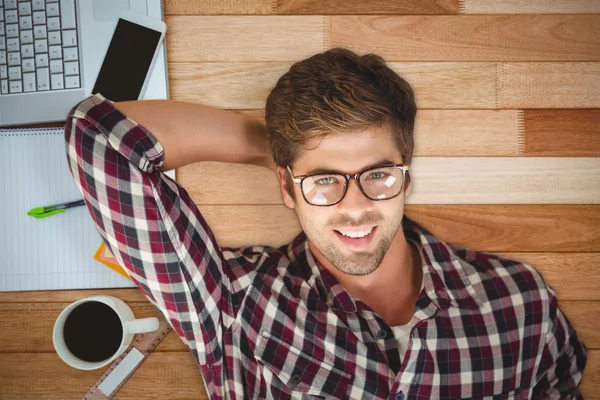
[405,205,600,253]
[389,62,497,109]
[329,16,600,62]
[498,63,600,109]
[175,157,600,205]
[407,157,599,204]
[163,0,600,15]
[0,289,148,304]
[168,62,290,109]
[165,16,325,62]
[415,110,520,156]
[0,351,596,399]
[276,0,459,15]
[164,0,274,15]
[165,15,600,62]
[0,300,596,354]
[522,110,600,157]
[461,0,600,14]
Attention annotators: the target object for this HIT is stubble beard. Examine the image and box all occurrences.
[318,224,398,276]
[328,239,390,275]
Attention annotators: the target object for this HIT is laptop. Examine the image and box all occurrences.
[0,0,169,127]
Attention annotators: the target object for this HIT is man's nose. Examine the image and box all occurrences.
[337,179,372,214]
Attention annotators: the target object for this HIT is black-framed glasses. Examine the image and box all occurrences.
[287,163,409,206]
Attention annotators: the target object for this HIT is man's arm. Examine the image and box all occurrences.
[64,93,272,367]
[113,99,274,171]
[533,289,588,398]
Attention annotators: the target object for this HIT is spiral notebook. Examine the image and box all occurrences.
[0,127,172,292]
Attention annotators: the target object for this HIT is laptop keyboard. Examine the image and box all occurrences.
[0,0,81,95]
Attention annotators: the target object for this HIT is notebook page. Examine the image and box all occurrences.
[0,128,137,291]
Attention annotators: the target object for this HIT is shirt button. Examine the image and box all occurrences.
[377,329,387,339]
[394,392,404,400]
[291,374,301,384]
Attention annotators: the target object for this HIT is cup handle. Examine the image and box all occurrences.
[126,317,159,334]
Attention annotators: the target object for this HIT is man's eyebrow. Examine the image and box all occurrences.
[304,159,397,176]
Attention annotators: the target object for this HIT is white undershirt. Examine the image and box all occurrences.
[390,267,425,363]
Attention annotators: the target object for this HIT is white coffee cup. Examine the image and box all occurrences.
[53,295,159,370]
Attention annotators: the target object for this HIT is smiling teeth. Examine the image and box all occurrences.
[337,228,373,238]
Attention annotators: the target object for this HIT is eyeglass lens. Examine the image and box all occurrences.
[301,167,404,205]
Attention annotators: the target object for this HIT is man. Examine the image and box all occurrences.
[65,48,586,399]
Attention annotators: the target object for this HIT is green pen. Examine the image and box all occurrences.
[27,199,86,219]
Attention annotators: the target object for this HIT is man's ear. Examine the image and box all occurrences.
[276,166,296,209]
[404,180,412,198]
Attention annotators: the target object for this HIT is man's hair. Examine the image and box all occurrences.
[265,47,416,201]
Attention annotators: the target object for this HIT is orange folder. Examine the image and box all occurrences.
[93,242,132,281]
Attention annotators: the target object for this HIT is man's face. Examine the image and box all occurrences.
[276,127,411,276]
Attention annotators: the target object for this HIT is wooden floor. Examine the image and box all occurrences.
[1,0,599,398]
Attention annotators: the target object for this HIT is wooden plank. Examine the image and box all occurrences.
[164,0,600,15]
[0,253,599,303]
[164,0,460,15]
[0,351,596,399]
[408,157,599,204]
[0,303,187,353]
[523,110,600,156]
[0,289,147,303]
[405,205,600,253]
[165,16,324,62]
[176,157,600,205]
[276,0,459,15]
[164,0,274,15]
[169,62,291,109]
[498,63,600,109]
[461,0,600,14]
[0,352,205,399]
[169,62,497,109]
[0,301,595,354]
[389,62,497,109]
[415,110,519,156]
[329,16,600,62]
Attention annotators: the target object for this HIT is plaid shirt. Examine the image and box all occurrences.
[65,94,587,400]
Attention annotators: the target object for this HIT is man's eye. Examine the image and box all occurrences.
[316,177,336,185]
[369,172,388,180]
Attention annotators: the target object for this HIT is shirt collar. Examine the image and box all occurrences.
[292,215,484,313]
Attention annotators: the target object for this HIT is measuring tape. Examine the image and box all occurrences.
[82,314,172,400]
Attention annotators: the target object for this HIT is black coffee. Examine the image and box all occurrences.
[63,301,123,362]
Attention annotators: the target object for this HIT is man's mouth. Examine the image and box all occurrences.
[333,226,378,250]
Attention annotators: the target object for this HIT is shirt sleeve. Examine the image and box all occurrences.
[533,287,588,399]
[64,93,235,365]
